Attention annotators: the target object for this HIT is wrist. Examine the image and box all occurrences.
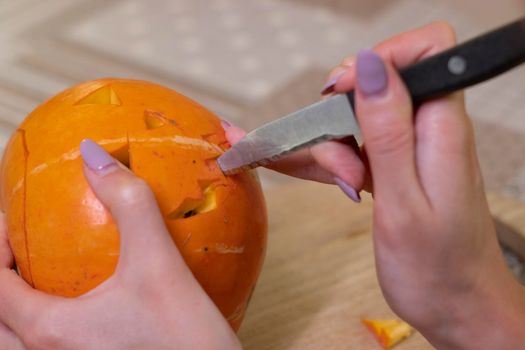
[419,259,525,349]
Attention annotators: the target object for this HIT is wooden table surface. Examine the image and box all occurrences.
[237,181,525,350]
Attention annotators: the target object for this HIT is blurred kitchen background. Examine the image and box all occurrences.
[0,0,524,194]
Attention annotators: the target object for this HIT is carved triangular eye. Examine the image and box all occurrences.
[143,110,179,130]
[144,109,168,129]
[75,85,122,106]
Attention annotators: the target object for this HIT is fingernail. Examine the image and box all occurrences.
[80,139,117,173]
[321,71,346,95]
[221,119,232,129]
[334,177,361,203]
[356,50,387,96]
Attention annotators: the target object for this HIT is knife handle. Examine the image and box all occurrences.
[347,17,525,106]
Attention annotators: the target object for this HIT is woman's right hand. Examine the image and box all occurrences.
[224,22,525,349]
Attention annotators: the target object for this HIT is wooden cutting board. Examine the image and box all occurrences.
[237,181,525,350]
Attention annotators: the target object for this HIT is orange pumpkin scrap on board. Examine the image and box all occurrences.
[362,318,414,348]
[0,78,268,330]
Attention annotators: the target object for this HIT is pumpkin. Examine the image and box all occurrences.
[0,78,267,330]
[362,319,414,348]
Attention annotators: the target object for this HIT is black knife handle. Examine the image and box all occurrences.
[347,17,525,107]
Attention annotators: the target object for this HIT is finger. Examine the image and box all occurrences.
[79,139,185,281]
[0,213,14,269]
[374,21,456,68]
[0,212,55,340]
[265,139,367,198]
[323,66,347,90]
[414,92,475,203]
[321,56,356,95]
[355,50,424,204]
[373,21,472,205]
[0,268,54,338]
[0,322,24,350]
[360,145,374,193]
[261,148,336,184]
[340,55,356,68]
[368,20,472,204]
[333,21,457,93]
[310,138,366,191]
[222,121,367,189]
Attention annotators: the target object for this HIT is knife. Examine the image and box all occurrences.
[218,17,525,175]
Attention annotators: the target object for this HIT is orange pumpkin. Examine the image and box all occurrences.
[0,78,267,330]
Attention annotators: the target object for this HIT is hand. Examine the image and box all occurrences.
[224,22,525,349]
[0,140,241,350]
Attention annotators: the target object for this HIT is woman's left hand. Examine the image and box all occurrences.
[0,140,241,350]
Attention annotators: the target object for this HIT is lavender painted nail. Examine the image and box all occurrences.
[80,139,116,171]
[334,177,361,203]
[356,50,387,96]
[320,71,346,95]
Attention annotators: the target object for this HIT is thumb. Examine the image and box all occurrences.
[355,50,424,204]
[80,139,184,281]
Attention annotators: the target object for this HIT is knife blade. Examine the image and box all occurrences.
[218,93,359,173]
[218,17,525,175]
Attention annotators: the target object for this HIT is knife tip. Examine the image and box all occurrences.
[217,148,243,175]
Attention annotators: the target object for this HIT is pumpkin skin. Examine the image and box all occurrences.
[0,78,267,330]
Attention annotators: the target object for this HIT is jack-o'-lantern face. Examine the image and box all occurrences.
[0,79,267,330]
